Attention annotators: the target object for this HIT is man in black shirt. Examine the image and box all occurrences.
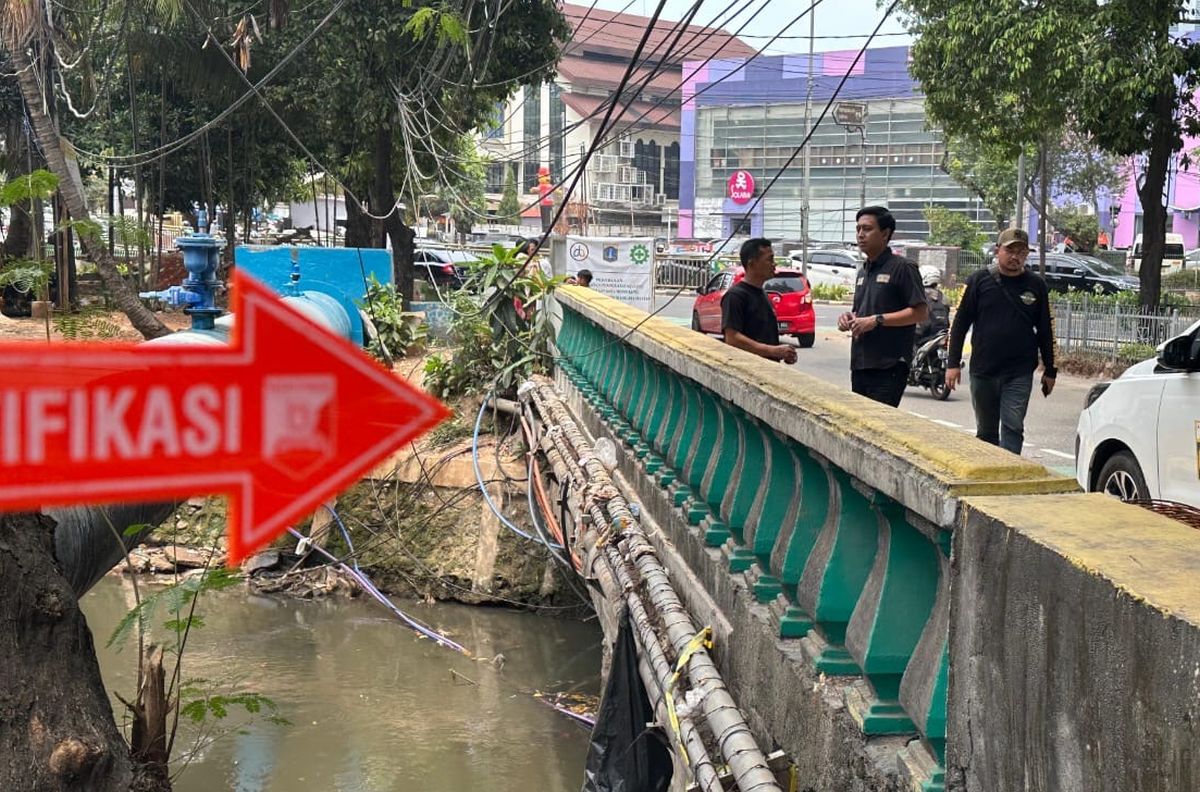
[946,227,1057,454]
[722,238,797,364]
[837,207,928,406]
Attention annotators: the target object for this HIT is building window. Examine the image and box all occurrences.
[523,84,543,191]
[483,102,505,140]
[486,162,507,193]
[549,83,565,183]
[665,142,680,199]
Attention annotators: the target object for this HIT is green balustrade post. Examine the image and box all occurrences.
[843,499,940,735]
[795,465,880,675]
[745,430,803,603]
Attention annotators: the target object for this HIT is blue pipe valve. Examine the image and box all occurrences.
[137,285,204,308]
[163,232,225,331]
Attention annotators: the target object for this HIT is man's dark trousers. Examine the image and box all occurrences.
[969,372,1033,454]
[851,363,908,407]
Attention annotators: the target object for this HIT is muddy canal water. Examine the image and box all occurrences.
[83,577,602,791]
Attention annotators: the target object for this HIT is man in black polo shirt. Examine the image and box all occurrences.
[946,227,1056,454]
[836,206,928,406]
[722,238,797,364]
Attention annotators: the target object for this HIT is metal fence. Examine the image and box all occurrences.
[654,254,724,290]
[1052,298,1200,360]
[957,250,989,281]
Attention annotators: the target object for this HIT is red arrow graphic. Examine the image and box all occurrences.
[0,272,450,565]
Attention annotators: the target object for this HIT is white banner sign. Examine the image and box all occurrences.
[565,236,654,312]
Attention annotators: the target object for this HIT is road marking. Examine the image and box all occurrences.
[907,411,929,419]
[931,419,961,429]
[1040,448,1075,460]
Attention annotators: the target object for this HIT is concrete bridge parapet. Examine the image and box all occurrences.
[551,286,1200,791]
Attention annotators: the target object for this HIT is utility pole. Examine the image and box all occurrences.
[860,126,867,212]
[801,5,814,266]
[1014,151,1026,230]
[1038,138,1048,277]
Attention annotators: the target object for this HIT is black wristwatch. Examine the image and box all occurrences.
[874,313,885,328]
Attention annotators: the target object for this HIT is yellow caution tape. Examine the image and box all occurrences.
[663,626,714,771]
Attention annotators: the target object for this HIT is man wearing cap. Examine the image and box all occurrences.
[946,228,1057,454]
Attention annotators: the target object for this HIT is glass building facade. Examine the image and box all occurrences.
[681,48,993,242]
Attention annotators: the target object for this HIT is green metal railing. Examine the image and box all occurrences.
[555,306,961,782]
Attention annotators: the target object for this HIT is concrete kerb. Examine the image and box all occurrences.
[556,288,1076,529]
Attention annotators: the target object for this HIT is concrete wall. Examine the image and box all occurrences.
[553,286,1200,792]
[948,494,1200,792]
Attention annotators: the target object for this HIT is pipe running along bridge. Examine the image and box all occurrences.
[520,285,1200,792]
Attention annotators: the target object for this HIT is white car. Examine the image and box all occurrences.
[788,248,861,289]
[1075,320,1200,507]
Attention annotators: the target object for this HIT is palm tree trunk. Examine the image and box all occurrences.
[9,43,169,339]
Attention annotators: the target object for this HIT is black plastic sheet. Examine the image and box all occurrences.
[581,607,673,792]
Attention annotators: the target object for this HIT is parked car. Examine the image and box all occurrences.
[691,265,816,348]
[788,248,861,289]
[1075,319,1200,508]
[1038,253,1139,295]
[1128,233,1186,275]
[413,248,476,288]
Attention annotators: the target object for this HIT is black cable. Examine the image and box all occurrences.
[494,0,898,367]
[480,0,674,315]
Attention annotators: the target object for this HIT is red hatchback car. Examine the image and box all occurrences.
[691,265,816,348]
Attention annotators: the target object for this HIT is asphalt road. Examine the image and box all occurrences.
[650,291,1090,476]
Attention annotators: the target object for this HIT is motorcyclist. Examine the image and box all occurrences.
[914,265,950,348]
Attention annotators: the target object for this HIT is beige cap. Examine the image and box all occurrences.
[997,228,1030,248]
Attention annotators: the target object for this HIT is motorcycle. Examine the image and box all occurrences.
[908,329,951,400]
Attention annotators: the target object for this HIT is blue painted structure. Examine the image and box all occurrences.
[234,246,393,347]
[141,232,224,330]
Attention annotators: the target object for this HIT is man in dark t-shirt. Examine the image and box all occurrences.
[947,227,1057,454]
[722,238,797,364]
[837,207,929,406]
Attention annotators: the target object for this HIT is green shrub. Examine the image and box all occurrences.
[1163,269,1200,290]
[423,244,564,399]
[1118,343,1157,362]
[810,284,850,302]
[53,309,123,340]
[359,275,429,361]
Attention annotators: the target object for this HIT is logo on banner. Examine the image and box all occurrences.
[603,246,619,262]
[727,170,755,204]
[569,242,589,262]
[630,244,650,266]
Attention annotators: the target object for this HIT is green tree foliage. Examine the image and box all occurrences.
[498,163,520,225]
[423,243,563,398]
[901,0,1200,309]
[1050,206,1101,253]
[923,205,986,251]
[1048,127,1130,215]
[941,135,1027,229]
[438,140,487,240]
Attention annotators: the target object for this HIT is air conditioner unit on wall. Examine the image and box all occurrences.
[654,193,666,206]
